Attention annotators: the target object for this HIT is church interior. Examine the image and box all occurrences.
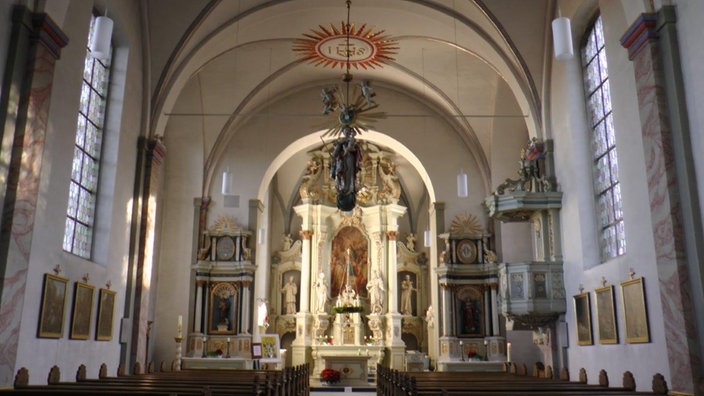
[1,0,703,394]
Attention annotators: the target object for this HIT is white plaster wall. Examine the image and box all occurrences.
[549,1,670,390]
[17,0,145,383]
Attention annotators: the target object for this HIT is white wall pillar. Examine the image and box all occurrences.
[241,281,251,334]
[387,231,399,313]
[441,285,452,337]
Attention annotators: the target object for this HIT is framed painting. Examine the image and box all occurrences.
[251,343,262,359]
[96,288,116,341]
[70,282,95,340]
[594,285,618,344]
[38,273,69,338]
[573,292,593,346]
[259,334,280,363]
[621,277,650,343]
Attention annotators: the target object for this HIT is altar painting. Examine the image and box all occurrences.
[456,286,484,336]
[330,226,368,298]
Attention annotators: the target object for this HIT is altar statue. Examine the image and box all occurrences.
[329,127,362,211]
[400,274,417,315]
[281,276,298,315]
[405,233,416,251]
[366,270,385,314]
[314,272,329,313]
[425,305,435,328]
[282,234,293,251]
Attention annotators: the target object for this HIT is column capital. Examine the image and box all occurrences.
[386,231,397,240]
[299,230,313,240]
[620,13,657,60]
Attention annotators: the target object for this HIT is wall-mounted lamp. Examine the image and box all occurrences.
[258,228,266,245]
[457,169,468,198]
[423,229,432,247]
[221,168,233,195]
[89,16,113,60]
[552,11,574,60]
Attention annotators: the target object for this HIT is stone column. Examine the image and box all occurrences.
[0,6,67,385]
[194,281,205,333]
[440,284,453,337]
[292,230,314,366]
[241,281,251,334]
[386,231,399,313]
[298,230,313,313]
[490,285,500,336]
[620,10,703,393]
[484,286,491,335]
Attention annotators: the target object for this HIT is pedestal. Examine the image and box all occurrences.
[385,313,405,369]
[486,336,507,362]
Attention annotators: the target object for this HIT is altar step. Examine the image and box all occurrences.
[311,385,375,396]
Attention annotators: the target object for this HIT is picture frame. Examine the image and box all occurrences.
[573,292,593,346]
[621,277,650,343]
[70,282,95,340]
[251,342,262,359]
[96,288,116,341]
[38,273,69,338]
[258,334,281,363]
[594,285,618,344]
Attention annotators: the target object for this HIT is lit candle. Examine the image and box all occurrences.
[177,315,183,337]
[507,342,512,362]
[227,337,231,343]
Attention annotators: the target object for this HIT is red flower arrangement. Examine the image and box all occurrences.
[467,351,477,358]
[321,368,341,383]
[216,348,224,356]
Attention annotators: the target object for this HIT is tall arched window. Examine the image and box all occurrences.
[581,15,625,261]
[63,14,112,259]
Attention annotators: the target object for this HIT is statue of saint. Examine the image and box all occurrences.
[425,305,435,328]
[405,233,416,251]
[400,274,417,315]
[366,270,385,314]
[314,272,328,313]
[281,276,298,315]
[329,127,362,211]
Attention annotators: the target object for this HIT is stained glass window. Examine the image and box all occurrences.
[581,15,625,261]
[64,14,111,259]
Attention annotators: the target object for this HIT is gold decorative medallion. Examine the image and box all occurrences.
[293,22,397,70]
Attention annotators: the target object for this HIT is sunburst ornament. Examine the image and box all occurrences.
[450,213,484,235]
[293,22,398,70]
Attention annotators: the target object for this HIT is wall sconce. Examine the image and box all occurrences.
[258,228,266,245]
[221,168,233,195]
[552,12,573,60]
[423,229,432,247]
[457,169,468,198]
[89,16,113,60]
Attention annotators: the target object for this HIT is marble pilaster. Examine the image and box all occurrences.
[0,7,67,385]
[620,11,702,392]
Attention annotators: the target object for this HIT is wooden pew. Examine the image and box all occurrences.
[1,363,310,396]
[376,365,663,396]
